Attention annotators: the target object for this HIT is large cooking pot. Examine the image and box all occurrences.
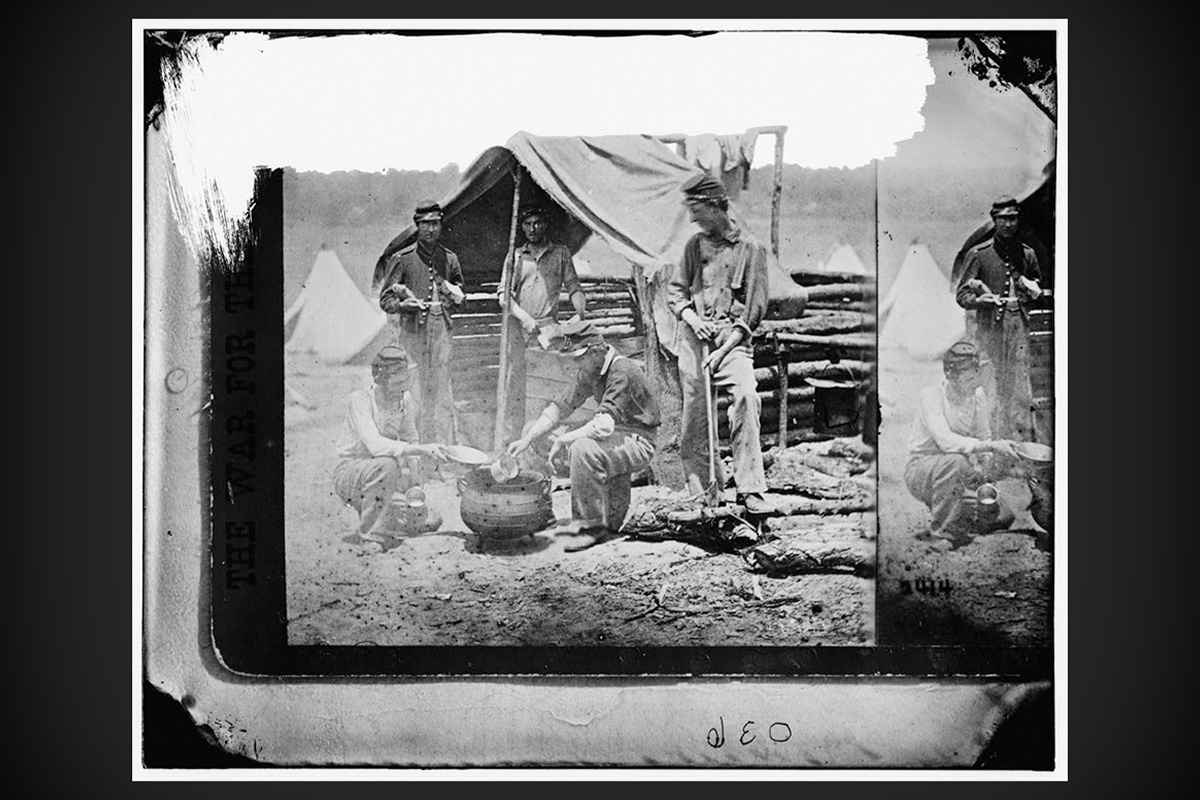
[1015,442,1054,534]
[458,467,555,540]
[805,362,861,437]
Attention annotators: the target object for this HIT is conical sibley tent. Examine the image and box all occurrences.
[285,247,389,364]
[879,243,965,359]
[819,244,869,275]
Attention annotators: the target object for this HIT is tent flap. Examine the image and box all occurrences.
[506,132,699,278]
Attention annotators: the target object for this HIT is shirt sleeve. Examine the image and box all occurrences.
[551,368,592,420]
[400,393,420,445]
[955,251,984,309]
[596,365,630,423]
[561,248,583,298]
[579,412,615,440]
[666,239,698,318]
[918,387,982,454]
[446,253,465,302]
[1024,246,1043,285]
[736,240,770,336]
[347,391,409,459]
[379,257,410,314]
[972,388,993,440]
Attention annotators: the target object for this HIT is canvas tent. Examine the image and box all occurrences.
[286,247,389,364]
[951,159,1056,291]
[879,243,965,359]
[819,244,869,275]
[372,131,808,356]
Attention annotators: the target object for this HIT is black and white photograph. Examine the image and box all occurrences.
[141,21,1063,771]
[872,35,1056,647]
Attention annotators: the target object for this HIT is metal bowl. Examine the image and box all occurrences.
[443,444,492,467]
[1014,442,1053,464]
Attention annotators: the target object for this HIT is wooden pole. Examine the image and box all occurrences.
[631,263,661,398]
[774,331,789,449]
[770,129,786,261]
[492,166,522,453]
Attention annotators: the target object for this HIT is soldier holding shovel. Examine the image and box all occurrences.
[666,173,773,515]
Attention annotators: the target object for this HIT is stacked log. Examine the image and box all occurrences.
[450,278,644,415]
[736,270,876,444]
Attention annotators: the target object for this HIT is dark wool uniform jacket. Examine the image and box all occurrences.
[377,243,465,334]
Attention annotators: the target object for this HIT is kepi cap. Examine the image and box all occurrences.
[554,318,604,356]
[942,340,990,370]
[372,344,416,371]
[518,204,547,222]
[681,172,728,204]
[990,197,1020,218]
[413,200,444,223]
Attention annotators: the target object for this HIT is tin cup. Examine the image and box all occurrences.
[489,454,519,483]
[404,487,427,509]
[975,483,999,515]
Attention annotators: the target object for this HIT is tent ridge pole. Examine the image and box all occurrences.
[493,166,522,453]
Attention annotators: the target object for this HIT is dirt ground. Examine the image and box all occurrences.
[876,350,1052,646]
[284,354,874,647]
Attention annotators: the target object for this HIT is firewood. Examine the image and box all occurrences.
[752,359,872,385]
[770,332,875,350]
[758,313,869,336]
[788,269,873,287]
[801,283,876,302]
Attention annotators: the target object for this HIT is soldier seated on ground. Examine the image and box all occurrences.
[904,341,1019,550]
[331,345,451,546]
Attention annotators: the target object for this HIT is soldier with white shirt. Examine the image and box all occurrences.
[332,346,450,545]
[905,342,1019,549]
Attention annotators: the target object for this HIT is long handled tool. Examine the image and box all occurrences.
[701,341,722,509]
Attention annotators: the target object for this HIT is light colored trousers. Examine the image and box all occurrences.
[904,453,1013,539]
[568,430,656,531]
[391,315,455,446]
[676,326,767,495]
[332,457,442,535]
[977,310,1035,443]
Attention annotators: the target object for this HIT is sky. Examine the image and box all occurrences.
[146,22,1060,266]
[160,29,932,172]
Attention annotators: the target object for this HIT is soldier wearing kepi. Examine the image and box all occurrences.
[377,200,467,446]
[332,346,451,546]
[905,341,1019,550]
[955,197,1045,442]
[666,173,773,515]
[506,320,660,552]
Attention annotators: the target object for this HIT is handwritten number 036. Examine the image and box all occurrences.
[707,717,793,748]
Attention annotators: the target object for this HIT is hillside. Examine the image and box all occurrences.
[283,158,1042,307]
